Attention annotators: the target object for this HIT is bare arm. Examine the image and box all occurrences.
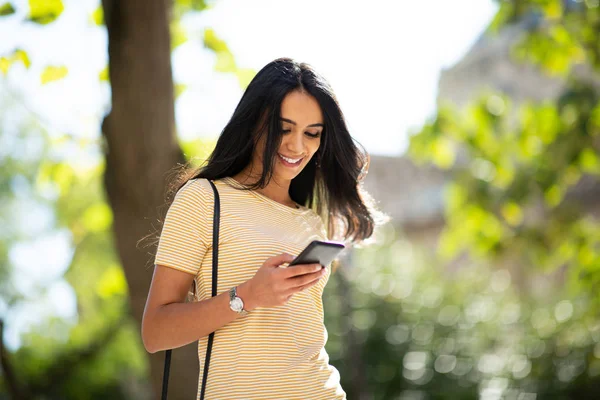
[141,264,241,353]
[141,254,326,354]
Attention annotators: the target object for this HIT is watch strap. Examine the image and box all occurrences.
[229,286,248,315]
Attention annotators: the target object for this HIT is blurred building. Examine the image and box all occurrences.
[366,16,600,224]
[361,155,447,246]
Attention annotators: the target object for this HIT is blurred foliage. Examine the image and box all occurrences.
[490,0,600,76]
[0,49,30,75]
[410,88,600,295]
[0,0,250,397]
[401,1,600,398]
[0,96,149,398]
[40,65,68,85]
[0,0,255,89]
[410,1,600,304]
[326,226,600,400]
[27,0,64,25]
[0,2,15,16]
[0,93,218,397]
[90,5,103,26]
[203,28,256,88]
[173,0,212,19]
[181,136,218,166]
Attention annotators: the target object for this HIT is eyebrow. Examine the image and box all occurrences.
[280,118,324,128]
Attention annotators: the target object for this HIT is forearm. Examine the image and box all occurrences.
[142,289,241,353]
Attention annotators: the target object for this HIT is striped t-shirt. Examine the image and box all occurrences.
[155,177,346,400]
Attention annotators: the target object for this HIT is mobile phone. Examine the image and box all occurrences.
[289,240,345,268]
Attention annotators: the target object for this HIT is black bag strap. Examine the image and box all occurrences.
[161,179,220,400]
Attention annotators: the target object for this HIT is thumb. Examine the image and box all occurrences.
[266,253,295,268]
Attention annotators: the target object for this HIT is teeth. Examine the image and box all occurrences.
[279,154,302,163]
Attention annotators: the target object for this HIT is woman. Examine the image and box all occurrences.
[142,57,384,399]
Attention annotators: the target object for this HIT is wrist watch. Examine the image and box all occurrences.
[229,286,248,316]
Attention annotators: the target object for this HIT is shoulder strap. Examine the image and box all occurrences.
[161,179,220,400]
[200,180,220,399]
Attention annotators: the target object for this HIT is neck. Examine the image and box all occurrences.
[232,166,296,208]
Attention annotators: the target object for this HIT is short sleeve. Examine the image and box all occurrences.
[154,179,212,275]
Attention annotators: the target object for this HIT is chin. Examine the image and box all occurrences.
[274,165,305,182]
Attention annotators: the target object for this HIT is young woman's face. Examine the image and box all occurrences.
[256,90,324,182]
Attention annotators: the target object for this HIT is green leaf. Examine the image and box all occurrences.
[203,28,238,73]
[0,49,30,75]
[97,264,127,299]
[501,202,523,227]
[215,52,236,73]
[487,2,514,33]
[13,49,30,68]
[28,0,64,24]
[82,203,113,233]
[444,183,467,213]
[591,103,600,133]
[180,137,217,166]
[0,2,15,16]
[431,137,456,169]
[175,0,210,12]
[235,68,256,89]
[203,28,229,53]
[579,148,600,175]
[542,0,563,20]
[1,58,14,75]
[41,65,68,84]
[90,5,103,26]
[171,20,188,49]
[98,66,109,82]
[544,184,564,207]
[174,83,187,99]
[173,0,212,19]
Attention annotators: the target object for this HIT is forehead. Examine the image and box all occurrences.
[280,90,323,125]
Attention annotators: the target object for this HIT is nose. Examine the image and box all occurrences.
[285,131,305,156]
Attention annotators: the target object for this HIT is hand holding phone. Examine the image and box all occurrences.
[289,240,345,268]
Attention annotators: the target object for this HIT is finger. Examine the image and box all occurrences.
[265,253,295,268]
[289,269,325,288]
[287,277,322,296]
[283,263,322,278]
[300,279,321,291]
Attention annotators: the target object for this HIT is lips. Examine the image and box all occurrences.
[278,153,304,167]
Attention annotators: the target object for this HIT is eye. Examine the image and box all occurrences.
[280,128,292,134]
[305,132,321,138]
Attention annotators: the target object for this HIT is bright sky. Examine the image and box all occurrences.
[0,0,498,349]
[177,0,499,154]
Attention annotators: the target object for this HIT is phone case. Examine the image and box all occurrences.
[289,240,345,267]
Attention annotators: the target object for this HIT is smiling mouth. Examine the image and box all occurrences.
[277,153,304,167]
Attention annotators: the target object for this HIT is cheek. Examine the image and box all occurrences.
[311,139,321,154]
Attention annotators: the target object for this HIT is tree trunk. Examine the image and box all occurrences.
[100,1,198,398]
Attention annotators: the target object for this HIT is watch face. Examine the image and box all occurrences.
[230,297,243,312]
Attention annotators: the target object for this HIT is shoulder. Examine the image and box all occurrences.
[177,178,215,198]
[307,209,323,223]
[171,178,217,212]
[306,209,328,239]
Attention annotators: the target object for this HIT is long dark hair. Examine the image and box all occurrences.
[168,57,385,243]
